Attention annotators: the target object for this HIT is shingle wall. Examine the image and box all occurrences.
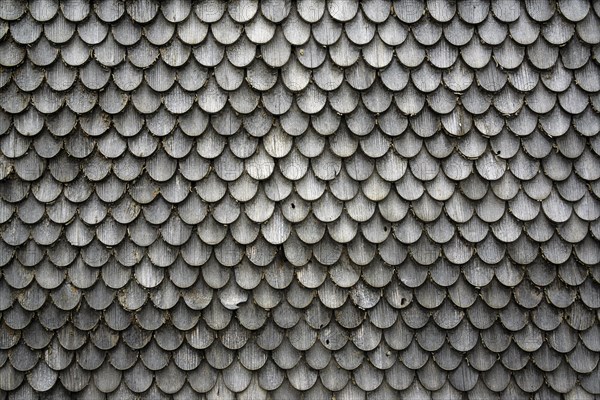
[0,0,599,398]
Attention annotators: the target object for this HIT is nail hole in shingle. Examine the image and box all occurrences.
[291,203,296,209]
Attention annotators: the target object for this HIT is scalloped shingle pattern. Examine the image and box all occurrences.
[1,0,600,398]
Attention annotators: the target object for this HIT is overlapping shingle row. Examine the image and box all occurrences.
[0,0,599,398]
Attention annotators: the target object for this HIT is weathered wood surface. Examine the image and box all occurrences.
[0,0,599,398]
